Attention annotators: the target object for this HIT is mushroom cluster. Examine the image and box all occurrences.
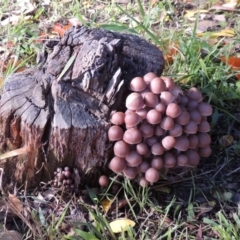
[52,167,74,191]
[108,72,212,187]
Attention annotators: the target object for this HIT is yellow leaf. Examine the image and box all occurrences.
[219,135,234,147]
[184,10,208,21]
[109,218,136,233]
[100,198,113,212]
[8,193,23,214]
[210,29,235,37]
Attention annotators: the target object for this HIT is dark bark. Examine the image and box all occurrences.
[0,26,164,190]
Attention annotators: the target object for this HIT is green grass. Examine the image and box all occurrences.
[1,0,240,239]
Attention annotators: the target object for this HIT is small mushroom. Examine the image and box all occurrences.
[145,167,160,183]
[155,125,166,136]
[143,72,157,84]
[197,132,211,147]
[139,177,149,187]
[188,135,199,149]
[160,116,174,130]
[146,136,158,146]
[166,103,182,118]
[185,149,200,166]
[162,136,176,150]
[189,110,202,124]
[149,77,166,94]
[136,142,149,155]
[198,146,212,157]
[129,76,147,92]
[174,136,190,151]
[151,157,164,169]
[139,121,154,138]
[146,109,162,124]
[124,111,141,128]
[163,153,176,168]
[177,154,189,166]
[113,140,129,157]
[183,121,198,134]
[169,124,182,137]
[179,95,189,106]
[109,156,127,172]
[160,91,176,105]
[198,120,211,132]
[187,100,198,110]
[126,92,144,111]
[138,161,151,173]
[123,128,142,144]
[108,125,124,141]
[187,87,203,102]
[197,102,213,116]
[175,111,190,125]
[151,142,164,155]
[111,112,125,125]
[136,107,148,119]
[126,150,143,167]
[99,175,109,187]
[144,92,159,107]
[155,102,166,113]
[123,166,138,179]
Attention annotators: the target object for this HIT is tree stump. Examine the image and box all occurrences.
[0,26,164,190]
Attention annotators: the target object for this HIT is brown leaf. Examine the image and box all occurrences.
[195,225,203,240]
[219,135,234,147]
[8,193,23,214]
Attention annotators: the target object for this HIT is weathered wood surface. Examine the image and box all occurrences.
[0,26,164,189]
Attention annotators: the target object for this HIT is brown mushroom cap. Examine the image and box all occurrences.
[113,140,129,158]
[189,110,202,124]
[161,76,175,89]
[161,116,174,130]
[136,107,148,119]
[126,150,143,167]
[136,142,149,155]
[155,102,166,113]
[123,166,138,179]
[108,125,124,141]
[185,149,200,166]
[149,77,166,94]
[174,135,190,151]
[175,111,190,125]
[187,87,203,102]
[169,85,183,97]
[177,154,189,166]
[146,136,158,146]
[169,124,183,137]
[198,120,211,132]
[163,153,176,168]
[188,134,199,149]
[123,128,142,144]
[155,125,166,136]
[162,136,176,150]
[145,167,160,183]
[146,109,162,124]
[143,72,158,84]
[126,92,144,111]
[183,121,198,134]
[166,103,182,118]
[109,156,126,172]
[111,112,125,125]
[160,91,176,105]
[179,95,189,106]
[139,177,149,187]
[129,77,147,92]
[198,146,212,157]
[151,157,164,169]
[144,92,159,107]
[124,111,141,128]
[197,102,213,116]
[138,161,151,172]
[187,100,198,110]
[139,121,154,138]
[99,175,109,187]
[151,142,164,155]
[197,132,211,147]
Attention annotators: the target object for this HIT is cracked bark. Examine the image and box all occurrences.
[0,26,164,190]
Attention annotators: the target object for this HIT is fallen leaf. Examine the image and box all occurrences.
[219,135,234,147]
[52,23,71,37]
[184,10,208,21]
[164,44,179,64]
[0,147,29,161]
[210,28,235,37]
[100,198,113,212]
[109,218,135,233]
[195,202,215,219]
[197,20,220,32]
[8,193,23,214]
